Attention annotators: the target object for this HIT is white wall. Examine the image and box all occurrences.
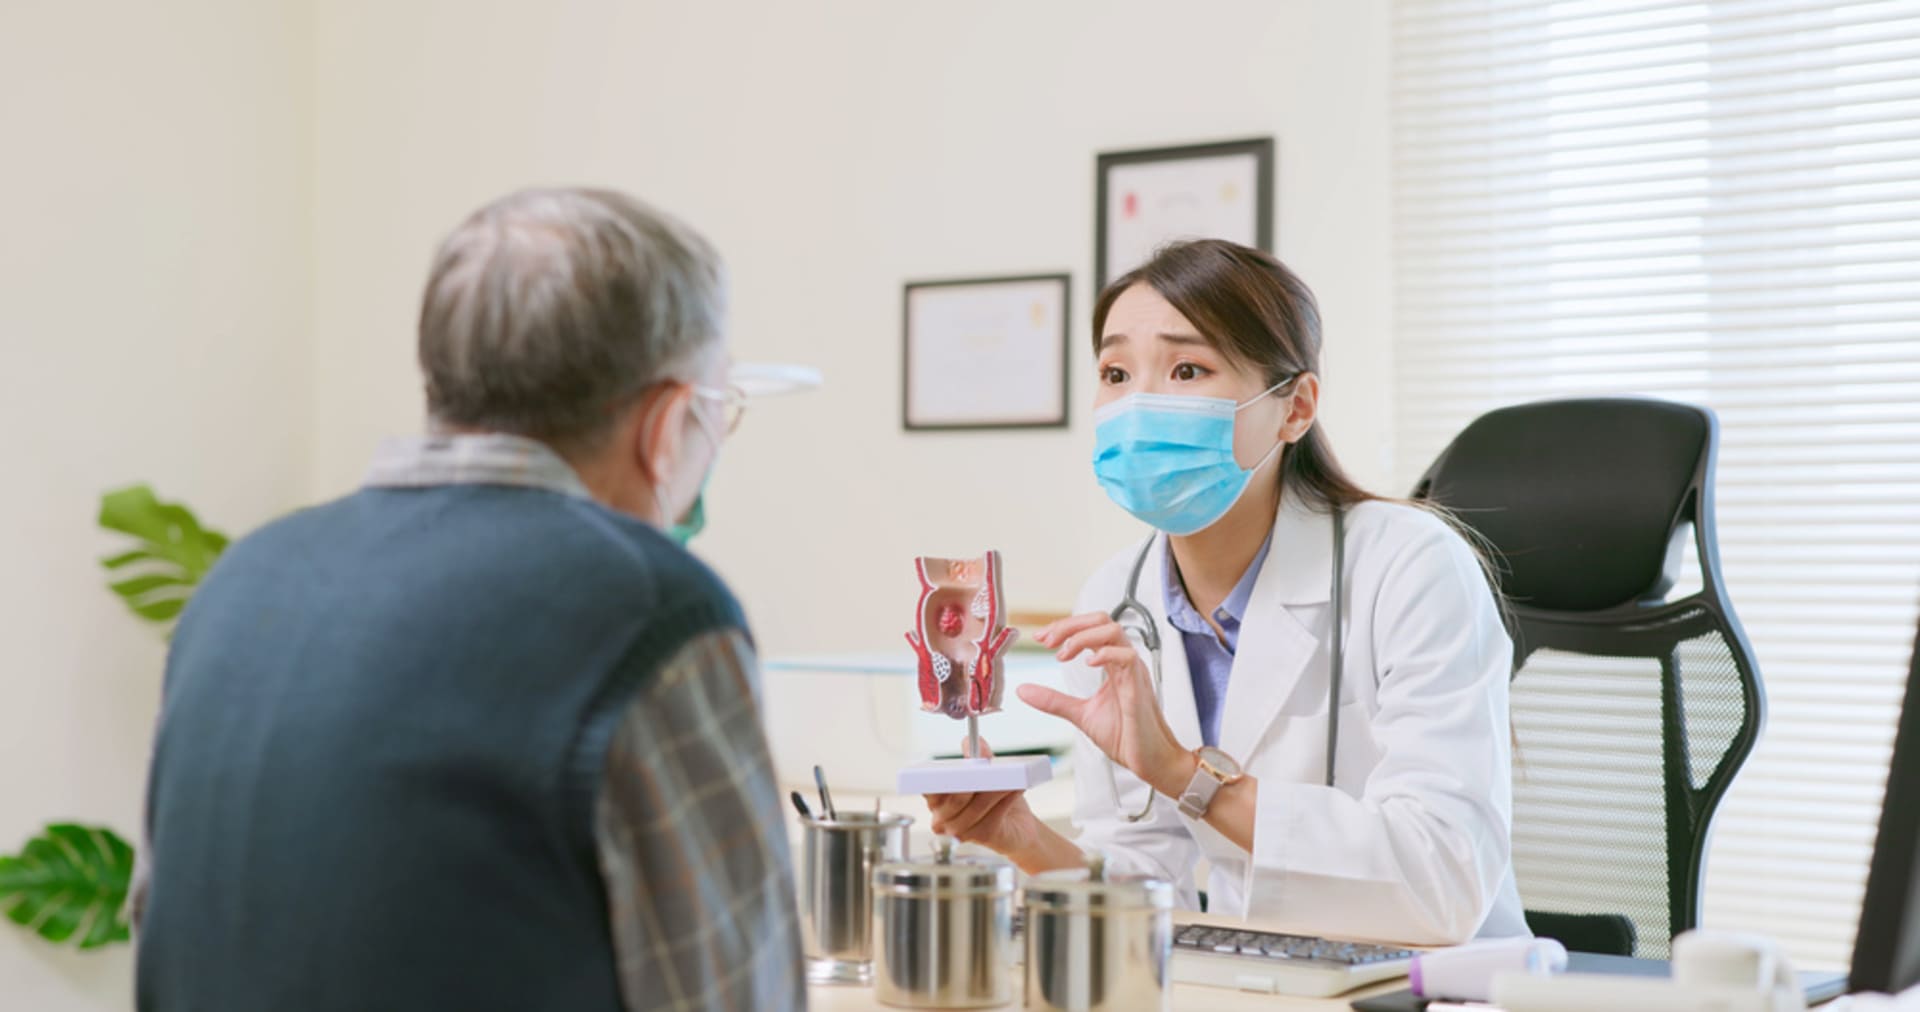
[308,0,1397,657]
[0,1,313,1007]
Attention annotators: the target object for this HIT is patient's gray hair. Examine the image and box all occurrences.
[418,187,725,446]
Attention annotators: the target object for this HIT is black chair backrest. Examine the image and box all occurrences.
[1413,398,1765,959]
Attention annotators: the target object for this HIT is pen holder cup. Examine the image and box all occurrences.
[801,810,913,985]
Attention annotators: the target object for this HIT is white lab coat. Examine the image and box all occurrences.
[1065,493,1530,945]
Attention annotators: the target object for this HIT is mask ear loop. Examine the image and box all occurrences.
[1231,372,1303,477]
[651,386,725,529]
[1244,438,1286,475]
[1232,372,1302,413]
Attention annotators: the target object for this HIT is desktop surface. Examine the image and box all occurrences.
[808,909,1412,1011]
[805,978,1410,1011]
[801,895,1415,1011]
[1350,954,1849,1011]
[786,787,1407,1007]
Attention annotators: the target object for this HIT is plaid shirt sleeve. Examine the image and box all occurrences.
[592,628,806,1012]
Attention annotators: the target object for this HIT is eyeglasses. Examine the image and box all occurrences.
[690,383,748,436]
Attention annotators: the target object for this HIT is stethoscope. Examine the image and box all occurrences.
[1108,508,1347,821]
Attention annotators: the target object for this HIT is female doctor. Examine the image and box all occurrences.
[926,239,1528,944]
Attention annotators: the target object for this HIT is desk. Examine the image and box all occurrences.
[785,788,1389,1009]
[782,796,1412,1012]
[806,979,1406,1011]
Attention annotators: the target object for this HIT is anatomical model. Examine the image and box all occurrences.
[905,551,1017,721]
[895,550,1053,796]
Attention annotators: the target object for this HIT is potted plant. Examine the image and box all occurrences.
[0,486,228,949]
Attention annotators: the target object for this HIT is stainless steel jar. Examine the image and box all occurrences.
[1022,856,1173,1012]
[872,837,1016,1008]
[801,809,913,985]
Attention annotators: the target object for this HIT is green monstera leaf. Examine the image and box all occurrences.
[3,484,224,953]
[0,824,136,949]
[98,484,229,626]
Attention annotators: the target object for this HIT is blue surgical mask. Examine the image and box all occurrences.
[1091,380,1290,536]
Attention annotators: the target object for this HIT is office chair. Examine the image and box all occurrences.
[1411,398,1764,960]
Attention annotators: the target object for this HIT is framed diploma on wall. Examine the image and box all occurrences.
[902,274,1071,431]
[1095,137,1274,289]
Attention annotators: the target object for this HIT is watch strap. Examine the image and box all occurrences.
[1177,757,1226,819]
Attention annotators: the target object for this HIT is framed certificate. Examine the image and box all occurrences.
[1095,137,1274,289]
[902,274,1071,431]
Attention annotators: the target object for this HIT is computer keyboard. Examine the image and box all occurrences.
[1171,923,1417,997]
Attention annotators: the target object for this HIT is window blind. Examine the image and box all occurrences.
[1391,0,1920,969]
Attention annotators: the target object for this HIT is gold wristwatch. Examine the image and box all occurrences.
[1176,746,1245,819]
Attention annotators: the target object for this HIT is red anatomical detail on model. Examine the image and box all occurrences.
[906,631,936,710]
[909,550,1015,719]
[907,558,942,712]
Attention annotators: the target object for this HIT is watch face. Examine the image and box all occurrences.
[1198,746,1242,778]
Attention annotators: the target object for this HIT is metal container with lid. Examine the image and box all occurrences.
[872,837,1016,1008]
[1022,855,1173,1012]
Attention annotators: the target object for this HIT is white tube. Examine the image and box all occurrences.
[1410,937,1569,1002]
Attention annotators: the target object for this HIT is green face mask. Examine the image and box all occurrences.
[667,398,723,548]
[668,488,707,547]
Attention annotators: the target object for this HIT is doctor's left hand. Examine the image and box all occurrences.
[1022,613,1193,798]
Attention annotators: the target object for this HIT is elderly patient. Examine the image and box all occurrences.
[135,188,803,1012]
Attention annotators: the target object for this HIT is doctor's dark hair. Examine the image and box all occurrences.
[1092,239,1378,514]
